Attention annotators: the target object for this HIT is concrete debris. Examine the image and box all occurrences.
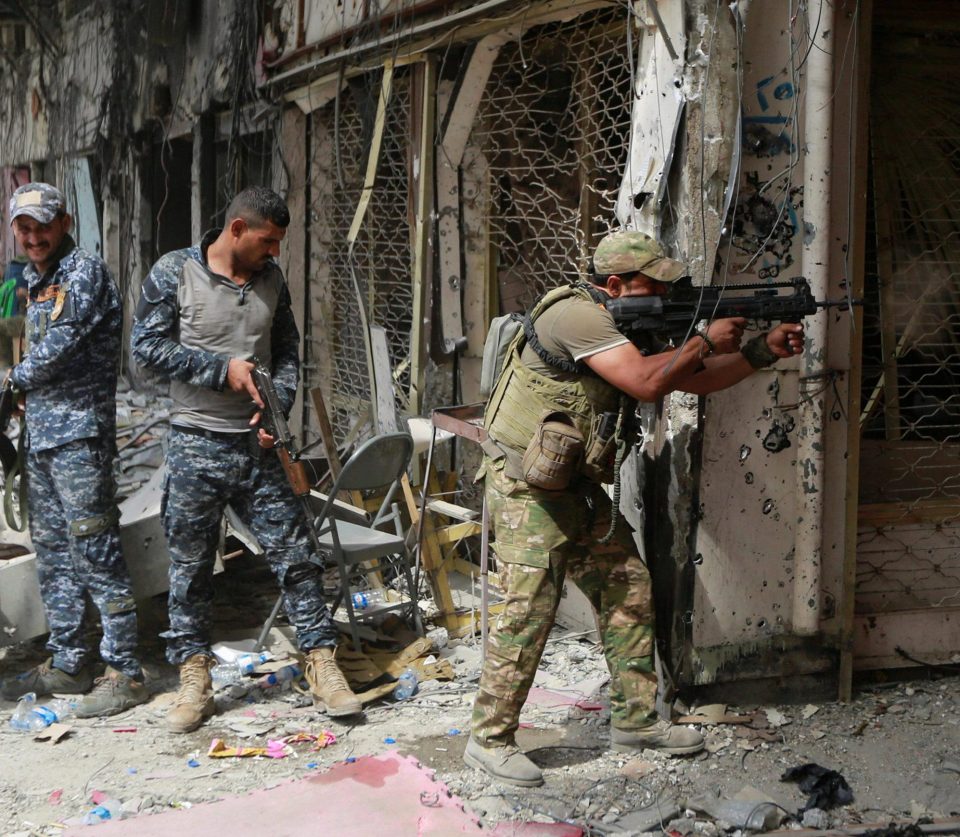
[0,400,956,836]
[764,708,791,728]
[115,385,172,500]
[801,807,831,829]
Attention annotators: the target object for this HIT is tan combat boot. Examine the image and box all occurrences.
[166,654,215,734]
[610,719,705,755]
[304,647,362,718]
[463,737,544,787]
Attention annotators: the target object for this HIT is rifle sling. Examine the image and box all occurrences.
[520,282,609,377]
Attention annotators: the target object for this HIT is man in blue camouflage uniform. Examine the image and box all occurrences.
[131,186,361,733]
[0,183,148,717]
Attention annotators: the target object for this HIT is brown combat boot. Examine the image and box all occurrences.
[304,647,362,718]
[166,654,215,734]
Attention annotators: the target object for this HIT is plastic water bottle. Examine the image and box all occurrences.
[210,664,244,688]
[257,664,301,688]
[393,668,418,701]
[235,652,271,674]
[81,798,122,825]
[9,693,75,732]
[351,589,387,610]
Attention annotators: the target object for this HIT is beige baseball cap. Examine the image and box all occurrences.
[593,230,686,282]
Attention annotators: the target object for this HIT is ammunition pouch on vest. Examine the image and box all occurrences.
[484,284,628,485]
[521,411,584,490]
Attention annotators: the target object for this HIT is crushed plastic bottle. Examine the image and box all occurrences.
[696,799,782,831]
[235,652,272,675]
[257,664,302,688]
[393,668,418,701]
[9,693,76,732]
[351,589,387,610]
[211,651,273,687]
[81,797,122,826]
[210,665,244,688]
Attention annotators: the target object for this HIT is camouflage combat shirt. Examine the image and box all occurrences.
[130,229,300,429]
[11,234,121,452]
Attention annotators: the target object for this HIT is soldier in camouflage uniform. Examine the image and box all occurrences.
[464,231,806,786]
[0,183,149,717]
[131,186,361,733]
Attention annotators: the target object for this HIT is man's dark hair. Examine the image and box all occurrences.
[225,186,290,229]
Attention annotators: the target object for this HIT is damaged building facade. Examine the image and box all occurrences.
[0,0,956,704]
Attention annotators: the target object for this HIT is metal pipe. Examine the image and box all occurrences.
[791,1,835,636]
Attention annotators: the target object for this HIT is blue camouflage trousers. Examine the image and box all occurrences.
[161,428,337,664]
[28,438,141,679]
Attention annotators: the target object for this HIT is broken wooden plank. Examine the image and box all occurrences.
[409,55,436,413]
[370,325,399,434]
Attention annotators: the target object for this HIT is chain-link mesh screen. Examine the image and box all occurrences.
[471,8,632,313]
[304,10,632,453]
[305,71,413,451]
[857,28,960,614]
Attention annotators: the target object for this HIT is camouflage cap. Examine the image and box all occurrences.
[592,230,686,283]
[9,182,67,225]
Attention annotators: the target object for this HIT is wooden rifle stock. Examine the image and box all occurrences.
[278,447,311,496]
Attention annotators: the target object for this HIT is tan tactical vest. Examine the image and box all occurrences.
[484,284,624,482]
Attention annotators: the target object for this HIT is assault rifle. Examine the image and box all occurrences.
[0,373,26,531]
[0,375,19,474]
[604,276,859,343]
[250,360,324,555]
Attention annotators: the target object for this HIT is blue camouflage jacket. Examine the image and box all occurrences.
[130,230,300,424]
[11,235,121,452]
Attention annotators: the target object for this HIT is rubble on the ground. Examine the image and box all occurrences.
[0,391,957,834]
[115,384,171,500]
[1,599,958,835]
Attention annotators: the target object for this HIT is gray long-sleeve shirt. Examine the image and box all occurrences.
[130,230,300,431]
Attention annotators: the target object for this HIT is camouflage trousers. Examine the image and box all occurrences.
[471,459,657,746]
[27,438,141,679]
[161,428,337,665]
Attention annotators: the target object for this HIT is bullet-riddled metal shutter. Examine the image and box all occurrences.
[857,25,960,667]
[304,71,413,450]
[471,9,633,312]
[302,10,632,452]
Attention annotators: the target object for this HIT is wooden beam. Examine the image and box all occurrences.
[409,56,436,414]
[346,62,394,432]
[309,387,343,479]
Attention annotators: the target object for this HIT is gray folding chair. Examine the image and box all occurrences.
[317,432,422,651]
[257,432,421,653]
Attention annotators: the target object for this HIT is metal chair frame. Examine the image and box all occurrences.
[258,432,422,653]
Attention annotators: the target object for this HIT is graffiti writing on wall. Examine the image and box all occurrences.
[723,74,803,279]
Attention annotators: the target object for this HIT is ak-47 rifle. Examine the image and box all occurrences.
[0,372,26,531]
[604,276,860,344]
[250,360,324,554]
[0,375,18,475]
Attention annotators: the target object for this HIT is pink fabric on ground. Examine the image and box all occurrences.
[63,752,484,836]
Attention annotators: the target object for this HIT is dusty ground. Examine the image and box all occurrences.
[0,553,957,836]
